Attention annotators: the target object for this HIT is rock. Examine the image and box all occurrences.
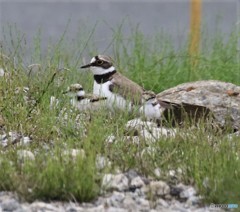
[96,155,111,170]
[0,68,5,77]
[30,202,61,211]
[169,170,176,177]
[123,136,140,144]
[186,195,201,206]
[9,131,21,143]
[156,198,169,208]
[105,191,125,207]
[227,131,240,140]
[20,136,32,145]
[1,198,21,211]
[50,96,59,109]
[122,194,137,211]
[17,150,35,163]
[157,80,240,131]
[106,207,128,212]
[0,133,8,147]
[126,118,176,143]
[62,149,86,160]
[180,186,197,199]
[124,169,138,180]
[130,176,145,189]
[105,135,116,143]
[154,168,162,178]
[84,205,105,212]
[148,181,170,197]
[102,174,129,192]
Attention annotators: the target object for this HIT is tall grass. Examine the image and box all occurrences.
[0,23,239,205]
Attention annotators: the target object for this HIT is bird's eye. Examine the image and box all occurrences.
[96,60,103,65]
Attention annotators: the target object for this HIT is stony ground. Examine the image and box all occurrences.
[0,169,222,212]
[1,117,234,212]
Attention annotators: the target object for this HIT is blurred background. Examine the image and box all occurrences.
[0,0,239,60]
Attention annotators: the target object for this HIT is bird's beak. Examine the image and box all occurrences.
[80,63,92,69]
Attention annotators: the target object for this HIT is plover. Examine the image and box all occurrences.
[64,83,107,111]
[80,55,157,110]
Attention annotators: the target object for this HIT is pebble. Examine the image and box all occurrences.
[62,149,86,160]
[17,150,35,163]
[125,118,176,143]
[102,173,129,192]
[30,202,60,211]
[1,199,20,211]
[0,68,4,77]
[180,187,197,199]
[154,167,162,178]
[130,176,145,188]
[96,155,111,170]
[149,181,170,197]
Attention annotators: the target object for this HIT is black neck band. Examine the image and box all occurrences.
[77,96,85,101]
[94,70,116,84]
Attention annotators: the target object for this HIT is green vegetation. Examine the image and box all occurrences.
[0,23,239,205]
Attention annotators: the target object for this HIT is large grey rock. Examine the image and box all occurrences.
[157,80,240,130]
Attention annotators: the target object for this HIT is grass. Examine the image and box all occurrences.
[0,23,239,206]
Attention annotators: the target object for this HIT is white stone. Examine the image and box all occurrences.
[105,135,116,143]
[102,174,114,189]
[136,198,150,209]
[50,96,59,109]
[122,136,140,145]
[107,207,128,212]
[154,168,162,178]
[169,170,176,177]
[140,127,176,143]
[96,155,111,170]
[149,181,170,196]
[141,146,157,157]
[63,149,86,160]
[85,204,105,212]
[8,131,20,142]
[126,118,157,131]
[180,187,197,199]
[17,150,35,162]
[130,176,145,188]
[1,199,20,211]
[21,136,32,145]
[0,68,5,77]
[30,202,62,211]
[156,198,169,207]
[102,173,129,191]
[122,195,137,211]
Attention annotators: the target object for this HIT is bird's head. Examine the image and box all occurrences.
[81,55,115,75]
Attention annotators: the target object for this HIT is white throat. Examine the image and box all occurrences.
[76,90,85,97]
[90,57,115,75]
[90,66,115,75]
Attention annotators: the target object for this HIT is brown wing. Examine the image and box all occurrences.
[109,72,146,105]
[158,99,211,126]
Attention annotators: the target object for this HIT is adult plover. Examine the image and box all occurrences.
[64,83,107,111]
[81,55,156,108]
[80,55,180,122]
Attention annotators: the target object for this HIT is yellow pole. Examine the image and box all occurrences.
[189,0,202,67]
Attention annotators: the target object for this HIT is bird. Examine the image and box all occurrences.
[64,83,107,111]
[80,55,156,109]
[80,55,211,126]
